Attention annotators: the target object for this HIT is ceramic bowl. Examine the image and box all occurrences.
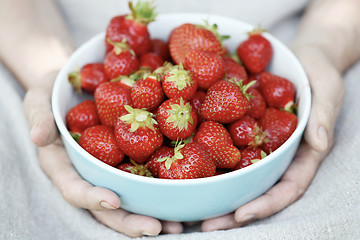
[52,13,311,222]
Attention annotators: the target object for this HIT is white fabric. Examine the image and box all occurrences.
[1,0,360,239]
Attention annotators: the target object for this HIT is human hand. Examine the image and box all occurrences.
[201,44,344,231]
[23,72,183,237]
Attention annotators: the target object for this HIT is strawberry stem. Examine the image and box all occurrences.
[120,105,157,132]
[127,0,158,24]
[68,66,81,92]
[165,98,194,131]
[165,64,193,91]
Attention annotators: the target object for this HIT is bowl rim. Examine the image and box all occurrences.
[52,12,311,186]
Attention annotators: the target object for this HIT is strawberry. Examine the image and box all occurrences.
[190,90,207,125]
[94,81,133,127]
[151,38,171,61]
[258,108,298,154]
[104,39,140,79]
[105,0,157,55]
[259,71,296,111]
[237,29,273,74]
[169,22,228,65]
[193,121,241,168]
[114,106,163,163]
[131,73,164,111]
[68,63,109,93]
[246,87,267,119]
[157,142,216,179]
[79,125,125,167]
[200,79,252,124]
[156,97,198,141]
[185,49,225,89]
[146,146,174,178]
[232,146,267,171]
[223,56,247,82]
[162,64,197,100]
[66,100,100,135]
[227,115,267,148]
[140,52,164,71]
[117,159,153,177]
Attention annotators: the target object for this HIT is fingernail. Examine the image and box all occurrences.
[240,214,255,223]
[141,232,158,236]
[100,201,117,210]
[317,126,328,151]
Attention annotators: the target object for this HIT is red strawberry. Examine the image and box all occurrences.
[146,146,174,178]
[114,106,163,163]
[190,90,207,125]
[156,97,198,141]
[94,81,133,127]
[140,52,164,71]
[131,74,164,111]
[200,79,252,124]
[151,38,171,61]
[259,71,296,111]
[104,40,140,79]
[258,108,298,154]
[169,22,227,65]
[185,49,225,89]
[237,29,273,74]
[193,121,241,169]
[246,87,267,119]
[162,64,198,100]
[66,100,100,135]
[68,63,109,93]
[79,125,125,167]
[232,146,267,171]
[157,142,216,179]
[105,0,157,55]
[117,159,153,177]
[223,56,248,82]
[227,115,266,148]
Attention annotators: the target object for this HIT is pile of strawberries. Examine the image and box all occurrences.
[65,1,298,179]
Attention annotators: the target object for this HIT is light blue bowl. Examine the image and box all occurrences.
[52,13,311,222]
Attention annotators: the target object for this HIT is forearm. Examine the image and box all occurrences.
[0,0,74,90]
[292,0,360,73]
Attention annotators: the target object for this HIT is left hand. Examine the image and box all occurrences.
[201,44,344,232]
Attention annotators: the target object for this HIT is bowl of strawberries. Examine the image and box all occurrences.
[52,1,311,222]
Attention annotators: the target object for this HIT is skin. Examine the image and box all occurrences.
[1,0,359,237]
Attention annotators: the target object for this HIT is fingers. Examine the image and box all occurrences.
[294,46,344,153]
[38,139,121,210]
[23,71,59,147]
[90,209,162,238]
[202,213,241,232]
[234,143,324,224]
[161,221,184,234]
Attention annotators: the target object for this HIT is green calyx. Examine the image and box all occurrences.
[127,0,158,24]
[129,66,153,81]
[68,66,81,92]
[165,98,194,131]
[120,105,157,132]
[229,78,256,101]
[157,142,185,170]
[107,38,135,56]
[197,20,230,43]
[154,62,174,81]
[248,26,267,36]
[127,159,153,177]
[165,64,192,91]
[111,75,136,87]
[250,150,267,164]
